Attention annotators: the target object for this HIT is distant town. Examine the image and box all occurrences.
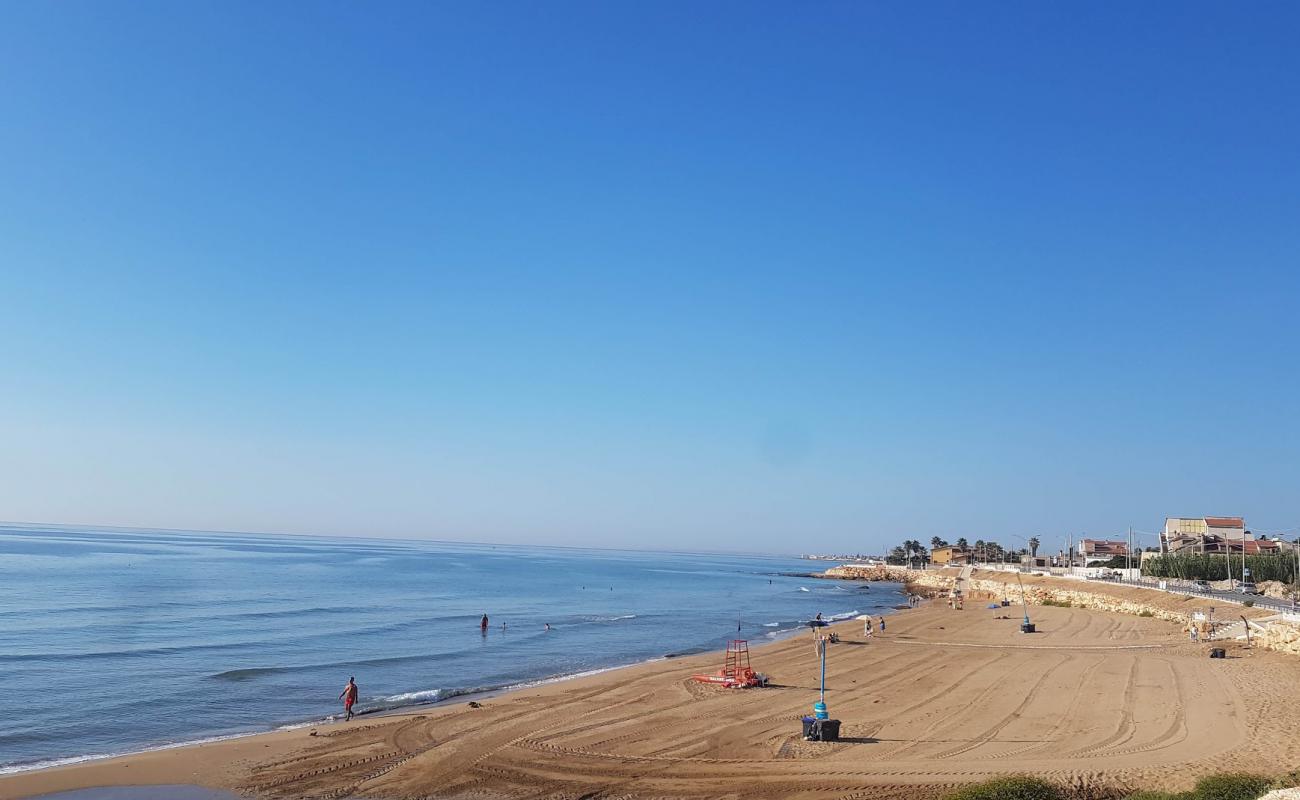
[805,515,1299,573]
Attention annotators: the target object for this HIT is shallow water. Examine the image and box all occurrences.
[25,787,239,800]
[0,524,897,772]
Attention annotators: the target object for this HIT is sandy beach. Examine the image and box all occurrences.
[7,591,1300,800]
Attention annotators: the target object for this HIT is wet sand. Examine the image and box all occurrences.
[6,596,1300,800]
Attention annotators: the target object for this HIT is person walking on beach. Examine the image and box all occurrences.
[480,613,489,634]
[339,676,358,722]
[878,616,886,633]
[864,617,873,637]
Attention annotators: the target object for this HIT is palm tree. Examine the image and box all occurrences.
[902,539,925,567]
[1028,537,1040,557]
[974,540,986,563]
[931,536,947,550]
[956,537,969,552]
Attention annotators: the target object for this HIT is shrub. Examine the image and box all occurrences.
[1041,599,1072,607]
[1123,792,1177,800]
[1138,610,1155,617]
[1243,600,1254,608]
[1189,773,1271,800]
[943,776,1063,800]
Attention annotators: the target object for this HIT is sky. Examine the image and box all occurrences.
[1,2,1298,554]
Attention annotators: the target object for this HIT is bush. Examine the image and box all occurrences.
[1041,599,1072,607]
[1143,552,1296,583]
[1121,773,1271,800]
[943,776,1063,800]
[1189,773,1271,800]
[1243,600,1254,608]
[1138,610,1155,617]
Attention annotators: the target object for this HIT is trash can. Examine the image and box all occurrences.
[818,719,841,741]
[1210,648,1226,659]
[801,717,842,741]
[1020,622,1036,633]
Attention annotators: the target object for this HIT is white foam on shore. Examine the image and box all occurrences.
[3,605,899,777]
[378,688,444,704]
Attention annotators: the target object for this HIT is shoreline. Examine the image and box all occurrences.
[0,585,903,782]
[11,578,1294,800]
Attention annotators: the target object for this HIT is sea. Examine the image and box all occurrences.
[0,523,899,774]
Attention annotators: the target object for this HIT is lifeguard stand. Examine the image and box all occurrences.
[722,640,751,681]
[692,640,766,688]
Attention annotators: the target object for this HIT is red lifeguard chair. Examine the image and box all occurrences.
[691,640,767,688]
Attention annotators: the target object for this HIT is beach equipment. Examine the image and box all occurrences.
[1015,572,1034,632]
[691,640,767,688]
[801,635,841,741]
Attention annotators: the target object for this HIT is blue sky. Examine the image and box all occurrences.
[1,2,1298,554]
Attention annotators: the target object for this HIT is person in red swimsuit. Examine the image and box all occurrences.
[339,676,358,721]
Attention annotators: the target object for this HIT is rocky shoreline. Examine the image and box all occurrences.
[817,564,1300,656]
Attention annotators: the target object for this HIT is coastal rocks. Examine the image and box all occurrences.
[823,564,1300,659]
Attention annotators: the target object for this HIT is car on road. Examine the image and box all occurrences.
[1236,582,1263,595]
[1191,579,1211,591]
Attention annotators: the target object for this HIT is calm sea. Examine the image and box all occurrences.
[0,524,896,772]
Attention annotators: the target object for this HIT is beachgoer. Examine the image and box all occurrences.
[480,614,489,633]
[879,616,886,633]
[864,618,873,637]
[501,621,507,631]
[815,612,823,624]
[544,623,551,631]
[339,676,358,722]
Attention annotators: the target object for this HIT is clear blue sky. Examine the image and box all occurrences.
[2,2,1297,554]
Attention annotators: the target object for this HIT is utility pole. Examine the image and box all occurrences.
[1293,537,1299,610]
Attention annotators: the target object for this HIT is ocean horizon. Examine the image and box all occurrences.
[0,524,899,773]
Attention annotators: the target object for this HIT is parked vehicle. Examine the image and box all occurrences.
[1191,579,1211,591]
[1236,582,1262,595]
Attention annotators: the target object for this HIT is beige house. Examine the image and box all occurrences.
[1162,516,1248,554]
[931,546,971,566]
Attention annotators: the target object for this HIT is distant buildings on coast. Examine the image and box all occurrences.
[1161,516,1290,555]
[816,514,1296,571]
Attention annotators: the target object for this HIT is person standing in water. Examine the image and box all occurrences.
[480,613,489,634]
[339,676,358,722]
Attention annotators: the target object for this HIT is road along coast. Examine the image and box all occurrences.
[6,591,1300,800]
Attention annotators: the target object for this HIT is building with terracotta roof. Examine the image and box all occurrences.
[1080,539,1129,565]
[1162,516,1249,554]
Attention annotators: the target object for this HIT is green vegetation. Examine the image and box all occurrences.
[1191,774,1272,800]
[1040,598,1072,607]
[1142,552,1296,583]
[940,772,1276,800]
[1120,773,1272,800]
[943,776,1063,800]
